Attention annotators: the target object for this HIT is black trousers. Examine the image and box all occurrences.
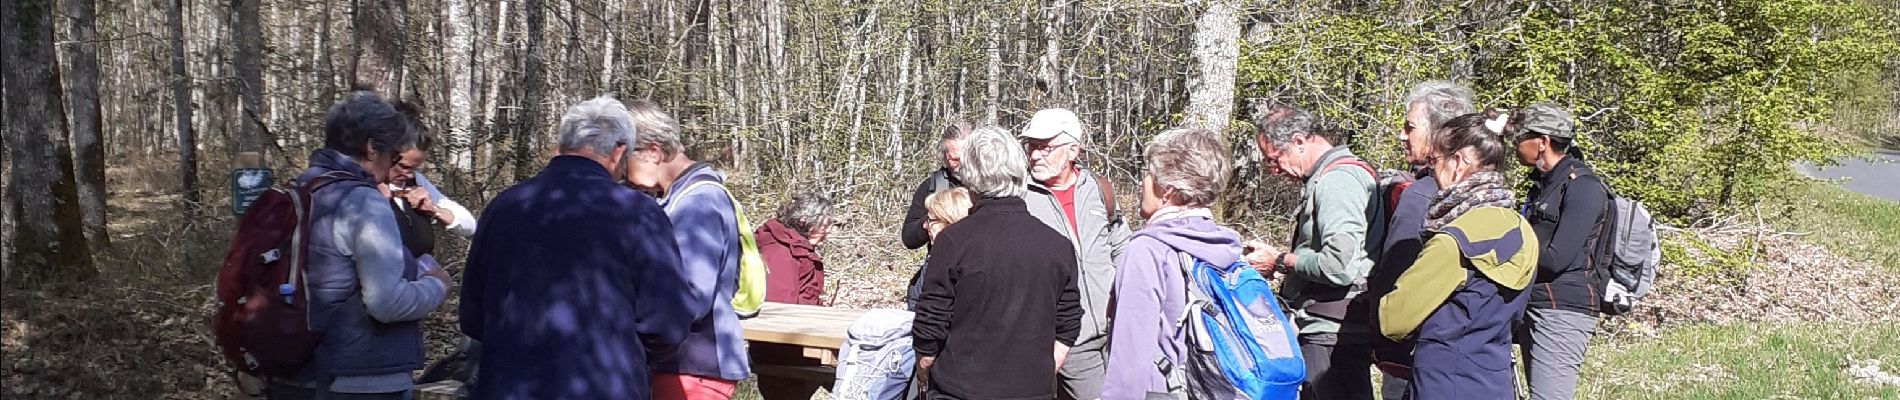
[1299,332,1375,400]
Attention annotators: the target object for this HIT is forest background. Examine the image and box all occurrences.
[3,0,1899,398]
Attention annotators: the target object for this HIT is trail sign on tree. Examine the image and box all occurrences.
[231,168,274,217]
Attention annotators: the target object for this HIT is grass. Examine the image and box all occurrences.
[1770,178,1900,270]
[1577,322,1900,399]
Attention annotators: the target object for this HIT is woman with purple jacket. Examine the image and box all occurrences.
[1101,128,1243,400]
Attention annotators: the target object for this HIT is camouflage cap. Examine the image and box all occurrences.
[1511,104,1575,139]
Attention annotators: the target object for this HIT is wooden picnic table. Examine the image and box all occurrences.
[417,302,870,400]
[741,302,869,385]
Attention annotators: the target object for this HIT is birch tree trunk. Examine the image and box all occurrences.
[1184,0,1239,131]
[443,0,475,170]
[63,0,109,250]
[983,17,1001,125]
[3,0,97,285]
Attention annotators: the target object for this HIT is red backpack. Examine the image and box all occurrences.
[213,171,357,377]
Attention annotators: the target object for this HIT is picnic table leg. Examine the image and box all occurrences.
[749,342,835,400]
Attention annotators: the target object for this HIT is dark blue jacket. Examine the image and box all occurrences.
[460,155,695,400]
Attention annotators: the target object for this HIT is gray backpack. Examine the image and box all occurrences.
[1598,187,1660,316]
[831,309,917,400]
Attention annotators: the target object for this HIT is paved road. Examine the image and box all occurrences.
[1797,150,1900,201]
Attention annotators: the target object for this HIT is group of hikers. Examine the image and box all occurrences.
[233,79,1641,400]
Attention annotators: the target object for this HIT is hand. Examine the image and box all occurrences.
[400,188,431,211]
[1053,342,1071,371]
[1243,244,1275,273]
[916,356,936,388]
[420,258,452,285]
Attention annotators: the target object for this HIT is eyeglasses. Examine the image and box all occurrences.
[1022,138,1078,154]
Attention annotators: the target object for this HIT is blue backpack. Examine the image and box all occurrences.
[1158,253,1305,400]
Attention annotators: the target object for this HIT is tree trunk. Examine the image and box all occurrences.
[62,0,109,251]
[235,0,266,160]
[169,0,195,205]
[443,0,474,170]
[353,0,406,98]
[514,0,544,180]
[3,0,97,285]
[887,25,915,174]
[1184,0,1239,131]
[983,17,1000,125]
[317,0,337,105]
[1036,0,1062,106]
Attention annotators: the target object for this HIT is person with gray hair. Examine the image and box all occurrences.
[622,102,753,399]
[1246,105,1385,400]
[757,191,836,306]
[459,96,697,399]
[1099,128,1249,399]
[752,191,838,400]
[1371,80,1477,399]
[914,126,1082,400]
[556,96,639,158]
[269,90,450,400]
[1018,108,1132,400]
[901,120,974,250]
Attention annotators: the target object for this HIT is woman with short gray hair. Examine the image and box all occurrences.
[1100,127,1250,400]
[757,191,835,306]
[913,126,1082,400]
[953,125,1029,199]
[752,191,837,400]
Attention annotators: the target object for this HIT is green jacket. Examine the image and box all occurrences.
[1378,206,1538,341]
[1281,147,1385,336]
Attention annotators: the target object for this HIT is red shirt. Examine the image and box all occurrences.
[1051,185,1080,237]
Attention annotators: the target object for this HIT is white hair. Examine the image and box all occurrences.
[1405,80,1477,131]
[557,96,636,156]
[956,126,1029,199]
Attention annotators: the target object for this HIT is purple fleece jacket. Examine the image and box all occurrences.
[1101,214,1243,400]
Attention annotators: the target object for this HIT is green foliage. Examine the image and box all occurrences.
[1662,231,1758,281]
[1771,178,1900,270]
[1236,0,1900,222]
[1581,322,1900,399]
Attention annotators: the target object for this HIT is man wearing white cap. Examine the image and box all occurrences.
[1019,108,1131,400]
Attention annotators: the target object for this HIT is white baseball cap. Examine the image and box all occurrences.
[1019,108,1084,142]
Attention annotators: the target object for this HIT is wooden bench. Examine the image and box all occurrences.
[414,302,870,400]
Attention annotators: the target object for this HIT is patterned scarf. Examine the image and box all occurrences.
[1427,171,1516,230]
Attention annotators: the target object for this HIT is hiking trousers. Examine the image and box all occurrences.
[265,380,410,400]
[1518,308,1598,400]
[1298,332,1375,400]
[1058,341,1107,400]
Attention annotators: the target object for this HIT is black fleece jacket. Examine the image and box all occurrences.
[1524,156,1609,315]
[901,169,962,250]
[913,196,1081,400]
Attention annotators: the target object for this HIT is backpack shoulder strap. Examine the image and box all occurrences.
[1095,173,1119,222]
[303,170,362,193]
[1320,157,1377,181]
[1172,252,1205,329]
[931,170,951,194]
